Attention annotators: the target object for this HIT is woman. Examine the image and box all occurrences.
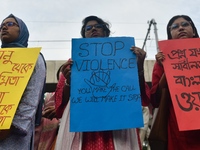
[34,65,63,150]
[151,15,200,150]
[55,16,150,150]
[0,14,46,150]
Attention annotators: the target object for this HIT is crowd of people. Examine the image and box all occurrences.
[0,13,199,150]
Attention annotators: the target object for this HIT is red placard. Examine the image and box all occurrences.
[159,38,200,131]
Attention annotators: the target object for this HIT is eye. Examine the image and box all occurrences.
[7,22,15,27]
[95,24,103,29]
[170,24,179,30]
[181,22,190,27]
[85,25,92,31]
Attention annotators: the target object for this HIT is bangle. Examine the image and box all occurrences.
[65,80,70,87]
[138,70,144,76]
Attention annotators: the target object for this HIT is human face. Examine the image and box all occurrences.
[0,18,20,43]
[169,17,195,39]
[84,20,105,38]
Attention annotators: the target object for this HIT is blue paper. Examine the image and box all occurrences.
[70,37,143,132]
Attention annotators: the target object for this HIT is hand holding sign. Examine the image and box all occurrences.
[61,59,73,85]
[155,51,165,66]
[130,46,146,70]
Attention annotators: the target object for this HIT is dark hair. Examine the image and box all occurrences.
[167,15,199,39]
[81,16,110,38]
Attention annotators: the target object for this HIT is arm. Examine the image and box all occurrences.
[130,46,149,103]
[150,62,165,107]
[138,67,147,100]
[55,60,72,118]
[55,74,67,118]
[158,73,168,89]
[12,54,46,135]
[137,62,151,106]
[62,83,70,106]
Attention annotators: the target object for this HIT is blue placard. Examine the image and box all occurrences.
[70,37,143,132]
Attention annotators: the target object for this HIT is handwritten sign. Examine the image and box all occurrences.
[159,38,200,131]
[0,47,41,129]
[70,37,143,132]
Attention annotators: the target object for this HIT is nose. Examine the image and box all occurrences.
[91,26,96,30]
[178,25,185,31]
[0,24,7,30]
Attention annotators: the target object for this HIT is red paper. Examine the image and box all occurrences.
[159,38,200,131]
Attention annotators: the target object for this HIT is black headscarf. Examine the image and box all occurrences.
[166,15,199,39]
[1,14,29,48]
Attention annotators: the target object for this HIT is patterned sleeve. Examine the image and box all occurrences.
[12,54,46,135]
[55,73,66,118]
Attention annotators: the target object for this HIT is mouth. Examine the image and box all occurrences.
[1,31,8,36]
[91,31,99,37]
[178,32,188,38]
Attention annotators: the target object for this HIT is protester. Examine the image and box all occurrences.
[55,15,150,150]
[150,15,200,150]
[34,65,63,150]
[0,14,46,150]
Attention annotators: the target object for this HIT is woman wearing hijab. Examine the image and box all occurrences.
[151,15,200,150]
[0,14,46,150]
[54,15,150,150]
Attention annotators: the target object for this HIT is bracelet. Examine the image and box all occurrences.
[65,80,70,87]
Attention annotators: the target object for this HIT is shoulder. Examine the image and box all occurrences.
[34,53,46,74]
[30,53,46,82]
[37,53,46,68]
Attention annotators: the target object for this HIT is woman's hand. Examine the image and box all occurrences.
[42,106,56,120]
[61,59,73,85]
[155,51,165,66]
[130,46,146,71]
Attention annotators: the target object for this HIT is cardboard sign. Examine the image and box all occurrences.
[0,47,41,129]
[159,38,200,131]
[70,37,143,132]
